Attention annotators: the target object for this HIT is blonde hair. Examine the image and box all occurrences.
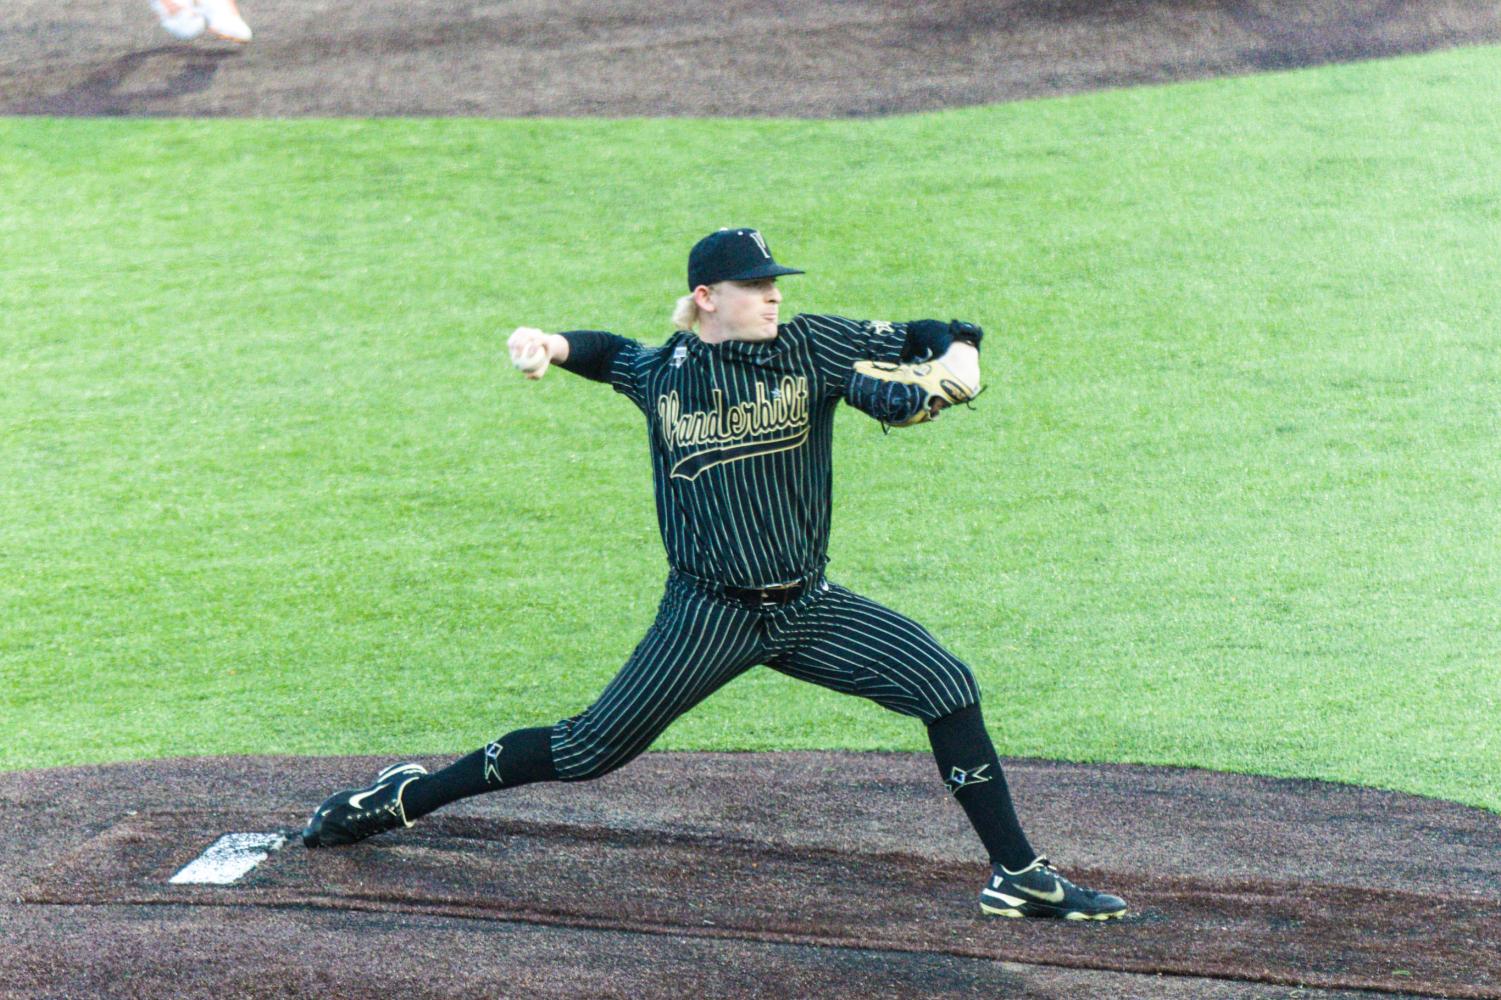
[671,293,701,331]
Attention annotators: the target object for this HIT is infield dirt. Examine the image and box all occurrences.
[5,752,1500,999]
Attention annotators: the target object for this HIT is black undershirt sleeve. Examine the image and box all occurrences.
[557,330,628,382]
[901,319,983,361]
[901,319,955,361]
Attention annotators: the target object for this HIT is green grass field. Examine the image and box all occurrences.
[3,46,1497,809]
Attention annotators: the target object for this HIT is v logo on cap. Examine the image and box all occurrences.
[688,228,805,289]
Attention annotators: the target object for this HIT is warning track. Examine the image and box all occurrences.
[4,752,1498,999]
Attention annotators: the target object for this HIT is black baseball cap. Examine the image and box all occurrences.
[687,228,805,290]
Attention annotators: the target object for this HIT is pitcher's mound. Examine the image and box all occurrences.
[2,752,1497,999]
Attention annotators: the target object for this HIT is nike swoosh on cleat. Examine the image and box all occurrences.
[347,789,379,810]
[981,888,1027,907]
[1018,878,1065,903]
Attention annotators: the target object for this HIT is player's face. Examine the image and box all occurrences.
[709,278,782,342]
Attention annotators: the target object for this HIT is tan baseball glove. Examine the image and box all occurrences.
[851,342,981,428]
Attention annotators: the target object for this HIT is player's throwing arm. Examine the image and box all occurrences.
[507,327,569,380]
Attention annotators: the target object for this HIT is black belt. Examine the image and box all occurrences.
[720,581,808,606]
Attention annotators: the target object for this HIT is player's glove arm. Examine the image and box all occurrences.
[798,315,981,420]
[556,330,630,382]
[845,338,982,429]
[845,371,929,425]
[840,319,984,427]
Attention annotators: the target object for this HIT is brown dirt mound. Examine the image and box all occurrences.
[4,751,1498,999]
[2,0,1499,116]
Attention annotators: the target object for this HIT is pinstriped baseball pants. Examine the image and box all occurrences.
[550,573,981,782]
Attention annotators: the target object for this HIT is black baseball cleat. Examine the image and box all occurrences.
[302,762,428,848]
[980,856,1127,920]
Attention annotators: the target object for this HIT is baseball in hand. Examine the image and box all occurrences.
[508,327,550,377]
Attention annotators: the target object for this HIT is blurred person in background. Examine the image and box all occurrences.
[152,0,251,43]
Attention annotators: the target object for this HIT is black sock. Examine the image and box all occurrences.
[926,703,1035,870]
[402,726,558,821]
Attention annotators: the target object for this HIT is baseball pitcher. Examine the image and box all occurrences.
[302,228,1127,920]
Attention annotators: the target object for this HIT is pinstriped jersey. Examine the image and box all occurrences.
[583,313,910,588]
